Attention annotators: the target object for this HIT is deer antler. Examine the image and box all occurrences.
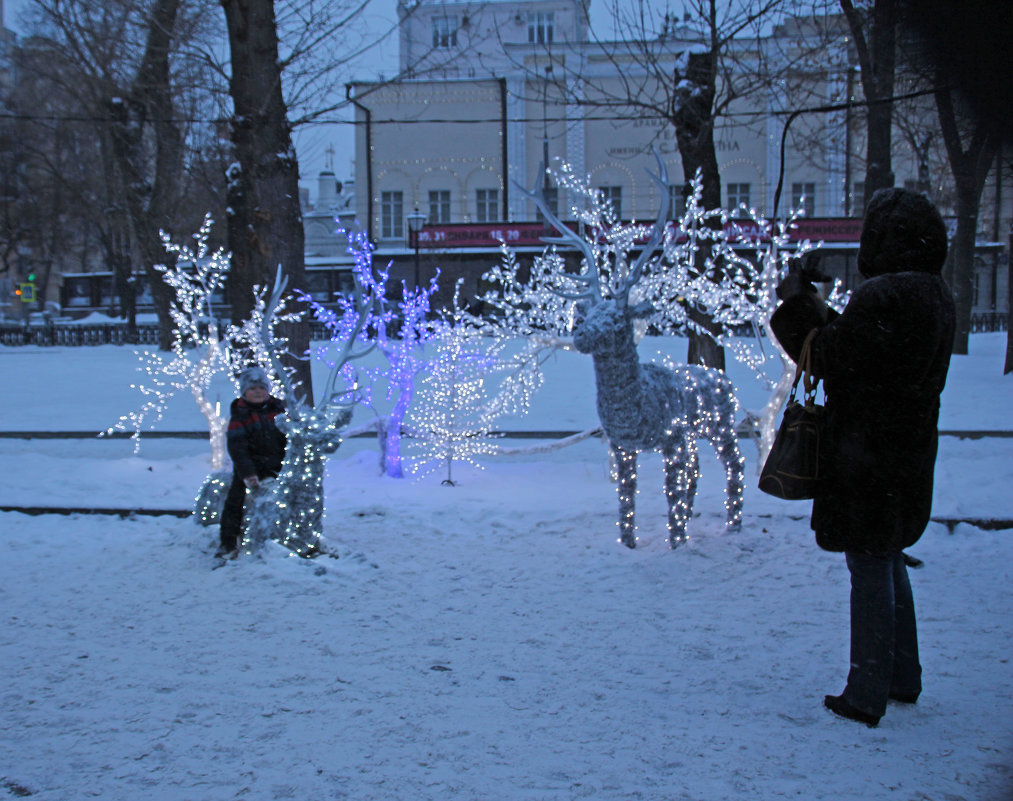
[261,266,302,410]
[314,262,379,412]
[614,149,670,309]
[513,165,603,303]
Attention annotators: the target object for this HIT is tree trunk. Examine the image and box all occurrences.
[139,0,185,351]
[106,0,183,351]
[672,49,725,370]
[1006,225,1013,374]
[944,199,978,355]
[841,0,897,211]
[934,77,1000,356]
[221,0,312,402]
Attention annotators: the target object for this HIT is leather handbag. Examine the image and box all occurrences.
[758,329,824,500]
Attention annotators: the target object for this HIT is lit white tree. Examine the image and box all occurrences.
[104,214,237,466]
[407,282,511,485]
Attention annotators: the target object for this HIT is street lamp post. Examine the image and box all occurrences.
[406,208,427,291]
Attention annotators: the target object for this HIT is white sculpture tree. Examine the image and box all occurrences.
[104,214,237,467]
[407,282,511,485]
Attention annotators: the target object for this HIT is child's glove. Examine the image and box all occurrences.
[243,475,260,489]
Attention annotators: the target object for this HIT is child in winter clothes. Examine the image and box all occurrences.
[217,366,287,558]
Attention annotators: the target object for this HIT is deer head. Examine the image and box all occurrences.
[514,150,670,358]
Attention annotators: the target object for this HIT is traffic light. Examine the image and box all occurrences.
[27,272,36,282]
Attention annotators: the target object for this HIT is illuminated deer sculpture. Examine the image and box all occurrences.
[519,156,744,548]
[242,267,374,557]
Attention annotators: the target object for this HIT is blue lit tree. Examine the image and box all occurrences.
[297,230,441,479]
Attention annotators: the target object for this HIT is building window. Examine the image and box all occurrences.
[476,188,499,222]
[668,184,688,218]
[381,190,404,239]
[527,11,554,44]
[727,182,751,211]
[791,182,816,217]
[429,190,451,224]
[534,186,559,221]
[432,15,458,48]
[599,185,623,219]
[851,181,865,215]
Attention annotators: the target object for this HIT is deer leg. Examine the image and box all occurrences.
[714,429,745,531]
[615,446,638,548]
[664,435,698,549]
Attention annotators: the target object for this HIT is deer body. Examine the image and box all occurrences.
[574,301,744,548]
[244,406,349,556]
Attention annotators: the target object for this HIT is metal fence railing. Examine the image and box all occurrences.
[0,323,162,347]
[0,320,333,347]
[1,315,1007,347]
[970,312,1009,333]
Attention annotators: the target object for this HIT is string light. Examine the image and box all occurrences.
[194,471,231,526]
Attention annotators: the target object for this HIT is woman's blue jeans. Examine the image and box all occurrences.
[842,551,922,717]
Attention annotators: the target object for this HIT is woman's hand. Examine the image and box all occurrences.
[777,254,829,301]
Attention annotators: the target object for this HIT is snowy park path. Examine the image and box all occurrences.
[1,335,1011,800]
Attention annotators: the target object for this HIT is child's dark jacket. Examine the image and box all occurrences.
[226,396,287,479]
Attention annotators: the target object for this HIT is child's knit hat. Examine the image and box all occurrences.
[239,366,270,395]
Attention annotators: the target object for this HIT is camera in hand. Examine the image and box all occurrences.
[787,252,830,283]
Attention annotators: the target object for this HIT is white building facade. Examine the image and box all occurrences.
[341,0,1008,319]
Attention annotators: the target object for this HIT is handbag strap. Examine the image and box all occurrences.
[789,328,820,405]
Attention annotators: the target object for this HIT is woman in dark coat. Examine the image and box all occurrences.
[770,188,955,727]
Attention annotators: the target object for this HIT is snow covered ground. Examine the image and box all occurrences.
[1,334,1011,801]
